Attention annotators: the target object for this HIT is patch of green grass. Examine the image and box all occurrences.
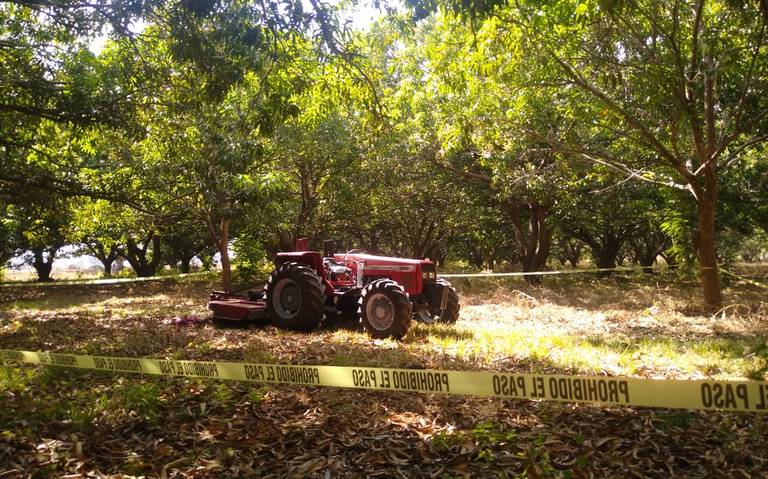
[243,342,278,363]
[430,430,465,451]
[118,381,162,419]
[246,385,268,404]
[328,345,415,368]
[0,366,109,432]
[0,365,35,394]
[404,317,768,379]
[652,410,696,430]
[210,383,234,404]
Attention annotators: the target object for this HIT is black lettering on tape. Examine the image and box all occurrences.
[7,348,768,413]
[493,374,526,398]
[94,356,141,372]
[702,382,752,410]
[158,360,190,376]
[275,366,320,385]
[49,354,78,367]
[532,376,545,397]
[244,364,267,381]
[390,370,448,393]
[2,350,24,362]
[597,380,608,402]
[380,370,391,388]
[618,381,629,403]
[736,384,748,410]
[548,377,629,404]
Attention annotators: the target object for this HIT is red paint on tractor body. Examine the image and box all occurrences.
[331,253,426,295]
[208,242,440,323]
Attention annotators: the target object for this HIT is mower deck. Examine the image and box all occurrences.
[208,291,269,321]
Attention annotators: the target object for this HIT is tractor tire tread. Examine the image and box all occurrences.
[265,262,325,332]
[358,279,412,339]
[437,278,460,324]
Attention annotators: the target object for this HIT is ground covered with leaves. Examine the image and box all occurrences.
[1,272,767,478]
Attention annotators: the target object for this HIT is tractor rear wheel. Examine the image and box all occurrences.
[265,262,325,331]
[416,278,460,324]
[358,279,412,339]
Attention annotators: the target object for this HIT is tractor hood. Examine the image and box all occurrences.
[333,253,431,269]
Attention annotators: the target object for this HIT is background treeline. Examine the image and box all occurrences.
[1,0,767,308]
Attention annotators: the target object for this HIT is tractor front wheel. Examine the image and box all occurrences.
[358,279,412,339]
[416,278,460,324]
[265,262,325,331]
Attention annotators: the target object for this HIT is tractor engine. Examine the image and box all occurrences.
[323,258,353,283]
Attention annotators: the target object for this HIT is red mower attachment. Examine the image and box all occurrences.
[208,290,269,322]
[208,239,460,339]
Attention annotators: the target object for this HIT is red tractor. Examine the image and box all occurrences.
[208,239,460,339]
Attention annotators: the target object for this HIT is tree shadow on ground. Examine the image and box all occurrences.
[0,279,216,310]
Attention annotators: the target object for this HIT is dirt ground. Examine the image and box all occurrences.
[1,273,767,478]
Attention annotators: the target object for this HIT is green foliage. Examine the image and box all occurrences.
[738,230,768,263]
[1,0,767,305]
[232,232,271,283]
[119,382,162,420]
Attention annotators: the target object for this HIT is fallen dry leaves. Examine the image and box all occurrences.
[0,275,767,477]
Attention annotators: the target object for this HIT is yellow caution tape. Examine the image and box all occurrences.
[438,265,678,278]
[0,272,211,289]
[1,349,766,413]
[720,268,768,290]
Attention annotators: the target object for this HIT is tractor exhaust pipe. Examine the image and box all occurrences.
[294,238,308,251]
[323,239,336,258]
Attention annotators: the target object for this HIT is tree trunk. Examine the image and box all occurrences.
[591,236,622,278]
[276,230,294,252]
[638,254,656,274]
[631,240,656,274]
[697,199,722,309]
[100,259,112,276]
[124,235,162,277]
[595,251,617,270]
[88,243,118,278]
[517,204,551,285]
[32,249,55,282]
[180,257,192,274]
[206,214,232,291]
[564,239,582,268]
[219,219,231,291]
